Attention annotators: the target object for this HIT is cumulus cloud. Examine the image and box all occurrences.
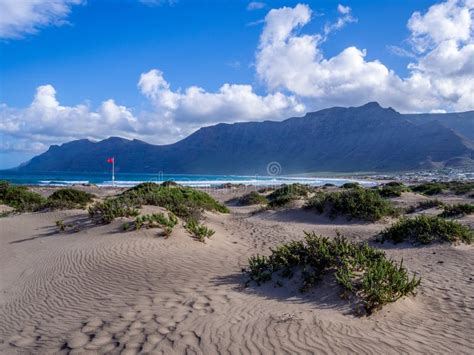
[1,85,144,153]
[256,1,474,112]
[138,69,305,125]
[0,71,304,154]
[408,0,473,52]
[0,0,83,39]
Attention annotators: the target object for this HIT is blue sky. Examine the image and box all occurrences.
[2,0,431,108]
[1,0,473,168]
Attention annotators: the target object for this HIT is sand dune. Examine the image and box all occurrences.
[0,193,473,354]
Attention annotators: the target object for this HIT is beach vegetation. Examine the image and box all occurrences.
[46,188,95,209]
[406,199,444,214]
[55,219,74,232]
[377,182,408,198]
[238,191,268,206]
[131,212,178,237]
[119,182,229,218]
[411,181,474,196]
[0,181,46,212]
[88,182,227,224]
[267,183,311,208]
[88,198,140,224]
[447,181,474,195]
[377,215,472,245]
[246,232,420,314]
[411,182,445,195]
[439,203,474,218]
[341,182,360,189]
[184,218,215,242]
[305,188,397,221]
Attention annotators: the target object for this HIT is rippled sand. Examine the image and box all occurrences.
[0,190,473,354]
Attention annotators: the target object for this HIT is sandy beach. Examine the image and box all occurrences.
[0,185,473,354]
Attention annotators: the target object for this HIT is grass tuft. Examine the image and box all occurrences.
[0,181,46,212]
[341,182,360,189]
[305,188,397,222]
[89,183,227,224]
[46,188,95,209]
[129,212,178,237]
[246,232,420,314]
[267,184,311,208]
[439,203,474,218]
[238,191,268,206]
[377,215,472,245]
[119,182,229,218]
[410,182,445,196]
[406,199,444,214]
[184,218,215,242]
[88,198,140,224]
[376,182,408,198]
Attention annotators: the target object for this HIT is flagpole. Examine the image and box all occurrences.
[112,157,115,187]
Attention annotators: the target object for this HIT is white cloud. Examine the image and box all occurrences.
[256,1,474,112]
[324,4,357,36]
[138,69,305,125]
[0,85,144,153]
[139,0,177,6]
[0,0,83,39]
[0,71,304,154]
[247,2,266,11]
[337,4,351,15]
[408,0,473,52]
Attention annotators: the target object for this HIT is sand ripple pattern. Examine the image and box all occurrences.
[0,209,473,354]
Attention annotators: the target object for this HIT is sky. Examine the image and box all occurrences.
[0,0,473,168]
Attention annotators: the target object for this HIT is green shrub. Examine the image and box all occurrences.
[341,182,360,189]
[88,183,228,224]
[305,188,397,221]
[119,182,228,218]
[88,198,140,224]
[377,182,408,198]
[56,219,66,232]
[184,218,215,242]
[406,199,444,214]
[377,215,473,245]
[131,212,178,237]
[0,181,46,211]
[411,182,446,196]
[447,181,474,195]
[267,183,311,208]
[440,203,474,218]
[246,232,420,314]
[55,219,73,232]
[238,191,268,206]
[46,188,95,209]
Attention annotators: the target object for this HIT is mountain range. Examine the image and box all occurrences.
[14,102,474,175]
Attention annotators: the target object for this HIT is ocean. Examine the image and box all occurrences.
[0,171,377,188]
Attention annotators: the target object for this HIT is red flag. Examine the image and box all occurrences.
[107,157,114,164]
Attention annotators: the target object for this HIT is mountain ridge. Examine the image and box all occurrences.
[13,102,474,174]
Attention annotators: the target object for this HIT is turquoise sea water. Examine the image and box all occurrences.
[0,171,376,188]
